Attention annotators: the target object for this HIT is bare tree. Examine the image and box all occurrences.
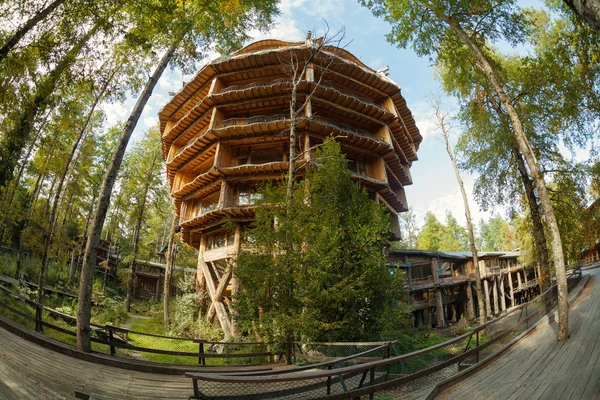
[431,96,486,325]
[163,213,179,324]
[76,40,179,352]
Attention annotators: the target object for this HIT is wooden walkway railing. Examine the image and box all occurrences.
[184,267,582,399]
[0,284,272,366]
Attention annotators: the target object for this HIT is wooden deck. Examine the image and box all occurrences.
[0,326,192,399]
[438,267,600,400]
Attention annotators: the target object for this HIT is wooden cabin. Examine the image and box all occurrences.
[158,36,423,337]
[388,250,540,329]
[132,260,196,301]
[72,237,119,277]
[581,198,600,265]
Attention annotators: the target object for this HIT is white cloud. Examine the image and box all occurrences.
[369,57,385,70]
[143,116,158,128]
[411,177,500,230]
[101,101,130,127]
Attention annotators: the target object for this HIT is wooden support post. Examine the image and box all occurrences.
[197,340,206,366]
[107,326,116,356]
[465,282,474,319]
[524,269,528,287]
[416,310,424,327]
[230,225,242,338]
[500,275,506,312]
[199,258,232,339]
[431,258,445,328]
[508,271,515,307]
[492,276,499,315]
[483,279,492,318]
[517,270,523,290]
[451,303,457,322]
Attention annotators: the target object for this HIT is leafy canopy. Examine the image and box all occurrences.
[235,140,406,343]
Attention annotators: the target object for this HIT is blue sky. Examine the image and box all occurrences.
[102,0,532,228]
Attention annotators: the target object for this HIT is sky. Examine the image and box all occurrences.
[101,0,525,229]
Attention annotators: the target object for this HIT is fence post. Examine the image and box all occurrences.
[525,306,529,329]
[198,340,206,366]
[106,326,116,356]
[385,342,391,375]
[35,303,43,333]
[476,331,479,363]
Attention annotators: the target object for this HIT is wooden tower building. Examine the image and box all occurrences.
[158,36,423,337]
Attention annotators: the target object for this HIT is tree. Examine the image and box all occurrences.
[0,23,99,189]
[163,213,178,324]
[432,98,486,324]
[0,0,67,62]
[123,131,162,312]
[236,140,402,345]
[442,212,469,251]
[417,212,445,251]
[76,0,279,352]
[363,0,571,340]
[563,0,600,32]
[393,208,419,249]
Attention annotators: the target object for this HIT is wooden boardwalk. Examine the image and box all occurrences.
[439,267,600,400]
[0,326,192,399]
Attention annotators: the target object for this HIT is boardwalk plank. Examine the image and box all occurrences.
[438,270,599,400]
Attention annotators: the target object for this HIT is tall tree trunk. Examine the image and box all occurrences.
[511,147,552,292]
[434,102,487,324]
[0,0,67,62]
[125,151,159,311]
[448,21,570,341]
[0,24,98,189]
[0,115,48,240]
[76,41,179,352]
[163,214,178,324]
[70,190,97,286]
[563,0,600,33]
[37,96,101,305]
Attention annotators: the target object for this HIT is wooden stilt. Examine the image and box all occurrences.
[483,279,492,318]
[500,275,506,312]
[465,282,474,319]
[492,276,499,315]
[432,258,445,328]
[508,271,515,307]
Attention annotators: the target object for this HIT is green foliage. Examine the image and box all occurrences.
[236,140,405,343]
[478,215,518,251]
[392,208,419,249]
[417,211,469,251]
[169,272,220,339]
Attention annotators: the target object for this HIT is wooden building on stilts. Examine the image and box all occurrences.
[388,249,540,328]
[158,36,423,338]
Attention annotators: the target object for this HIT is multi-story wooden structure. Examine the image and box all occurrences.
[388,250,540,328]
[159,36,422,337]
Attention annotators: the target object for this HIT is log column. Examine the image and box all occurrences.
[483,279,492,317]
[500,274,506,312]
[508,271,515,307]
[432,258,445,328]
[492,276,499,315]
[465,282,475,319]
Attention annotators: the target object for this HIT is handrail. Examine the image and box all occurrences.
[217,341,398,377]
[183,266,582,398]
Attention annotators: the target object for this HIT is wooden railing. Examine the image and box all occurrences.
[184,267,582,399]
[0,284,273,366]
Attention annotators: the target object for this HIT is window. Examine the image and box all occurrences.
[227,233,235,246]
[201,193,219,215]
[237,185,263,206]
[214,234,226,248]
[206,236,213,250]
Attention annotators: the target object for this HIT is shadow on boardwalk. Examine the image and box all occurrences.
[438,268,600,400]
